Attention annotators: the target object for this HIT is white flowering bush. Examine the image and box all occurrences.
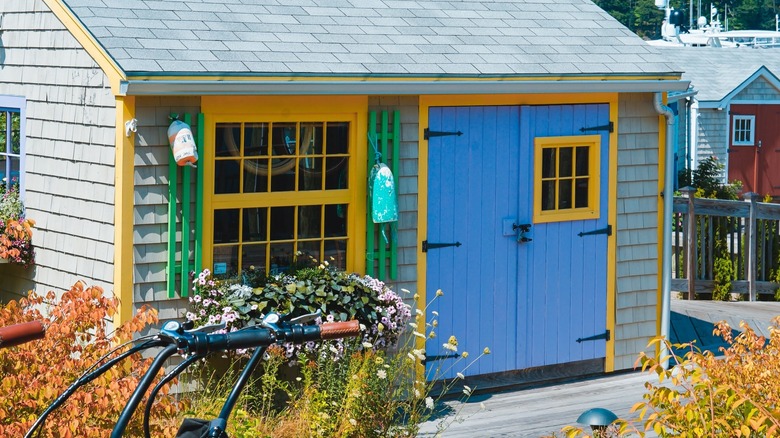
[180,287,491,437]
[186,263,411,359]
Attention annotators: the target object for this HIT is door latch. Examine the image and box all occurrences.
[513,223,532,243]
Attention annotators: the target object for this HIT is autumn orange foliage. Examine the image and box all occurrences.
[0,281,183,437]
[0,217,35,266]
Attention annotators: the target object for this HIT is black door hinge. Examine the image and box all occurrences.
[424,128,463,140]
[422,240,462,252]
[576,330,610,343]
[579,121,614,133]
[577,225,612,237]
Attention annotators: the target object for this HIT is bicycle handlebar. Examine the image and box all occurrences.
[111,318,361,438]
[0,321,45,349]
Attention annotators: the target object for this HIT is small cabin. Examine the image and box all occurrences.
[0,0,688,381]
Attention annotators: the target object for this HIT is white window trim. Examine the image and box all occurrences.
[0,95,26,195]
[732,114,755,146]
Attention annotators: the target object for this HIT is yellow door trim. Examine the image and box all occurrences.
[114,96,135,325]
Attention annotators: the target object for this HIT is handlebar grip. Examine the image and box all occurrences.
[319,320,360,340]
[0,321,45,349]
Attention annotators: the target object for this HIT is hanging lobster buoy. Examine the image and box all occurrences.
[370,163,398,223]
[167,119,198,167]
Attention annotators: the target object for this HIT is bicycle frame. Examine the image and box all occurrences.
[25,312,359,438]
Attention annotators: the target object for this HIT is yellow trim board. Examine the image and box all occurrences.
[44,0,126,94]
[114,96,135,325]
[605,98,619,373]
[656,96,669,343]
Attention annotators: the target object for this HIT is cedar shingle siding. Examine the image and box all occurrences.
[0,0,115,300]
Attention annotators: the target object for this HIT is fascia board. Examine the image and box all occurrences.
[120,79,691,96]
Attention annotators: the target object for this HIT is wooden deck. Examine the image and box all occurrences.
[418,298,780,437]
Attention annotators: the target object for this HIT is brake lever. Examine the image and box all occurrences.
[186,322,227,333]
[287,310,322,325]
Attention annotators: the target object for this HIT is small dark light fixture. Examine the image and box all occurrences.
[577,407,618,436]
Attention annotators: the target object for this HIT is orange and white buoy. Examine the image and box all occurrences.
[167,120,198,167]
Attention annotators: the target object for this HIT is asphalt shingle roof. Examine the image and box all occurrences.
[657,47,780,102]
[62,0,681,77]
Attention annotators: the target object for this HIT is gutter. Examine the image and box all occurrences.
[654,92,675,369]
[119,79,691,96]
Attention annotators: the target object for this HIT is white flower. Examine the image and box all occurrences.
[425,397,434,410]
[362,342,374,349]
[377,369,387,379]
[463,385,472,396]
[442,343,457,352]
[349,418,357,426]
[456,372,465,380]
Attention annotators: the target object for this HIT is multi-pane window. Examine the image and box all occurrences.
[732,115,755,146]
[211,121,351,277]
[534,135,600,223]
[0,99,23,191]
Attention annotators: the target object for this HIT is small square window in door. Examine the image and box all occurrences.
[533,135,601,223]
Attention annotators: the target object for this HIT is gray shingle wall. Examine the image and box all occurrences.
[63,0,680,77]
[614,93,661,370]
[676,102,691,173]
[368,96,419,300]
[694,109,728,180]
[0,0,116,300]
[734,76,780,101]
[132,97,200,321]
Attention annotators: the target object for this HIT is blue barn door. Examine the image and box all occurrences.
[425,104,610,379]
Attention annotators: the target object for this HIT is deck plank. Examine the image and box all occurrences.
[418,299,780,437]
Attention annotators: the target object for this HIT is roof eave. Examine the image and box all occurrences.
[120,78,691,96]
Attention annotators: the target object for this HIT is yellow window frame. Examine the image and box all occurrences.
[533,135,601,224]
[201,96,367,276]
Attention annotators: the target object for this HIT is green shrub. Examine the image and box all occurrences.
[712,256,734,301]
[187,262,411,357]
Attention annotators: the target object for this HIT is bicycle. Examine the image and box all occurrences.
[24,311,360,438]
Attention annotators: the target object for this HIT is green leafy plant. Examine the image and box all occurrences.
[712,255,734,301]
[678,156,743,200]
[187,261,412,358]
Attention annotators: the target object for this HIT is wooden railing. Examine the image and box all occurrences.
[672,187,780,300]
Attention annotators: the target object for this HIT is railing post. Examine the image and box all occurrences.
[681,186,696,300]
[745,192,760,301]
